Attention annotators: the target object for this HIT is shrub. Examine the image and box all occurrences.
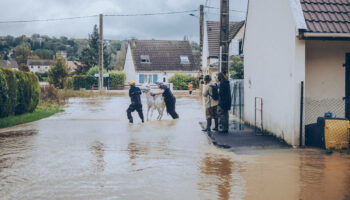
[48,57,69,89]
[64,77,74,89]
[109,71,125,89]
[168,74,193,90]
[73,75,97,90]
[86,66,107,77]
[40,85,60,103]
[1,69,17,116]
[14,70,40,115]
[0,70,9,118]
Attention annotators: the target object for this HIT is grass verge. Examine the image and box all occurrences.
[0,103,63,129]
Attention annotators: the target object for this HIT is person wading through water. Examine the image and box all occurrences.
[152,82,179,119]
[217,72,232,134]
[127,80,144,123]
[202,75,219,132]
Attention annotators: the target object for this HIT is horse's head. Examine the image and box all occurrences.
[140,84,151,93]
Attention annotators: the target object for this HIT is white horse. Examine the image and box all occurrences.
[141,84,166,121]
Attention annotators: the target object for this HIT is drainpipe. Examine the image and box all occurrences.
[299,81,304,147]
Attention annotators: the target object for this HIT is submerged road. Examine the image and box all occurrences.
[1,95,350,200]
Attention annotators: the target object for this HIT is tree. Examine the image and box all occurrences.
[78,25,111,74]
[190,41,200,50]
[115,42,127,71]
[48,57,69,89]
[19,64,30,72]
[229,56,244,79]
[14,43,31,65]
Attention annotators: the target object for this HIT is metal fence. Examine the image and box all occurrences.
[304,97,345,125]
[230,79,244,121]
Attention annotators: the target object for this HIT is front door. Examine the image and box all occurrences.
[345,53,350,119]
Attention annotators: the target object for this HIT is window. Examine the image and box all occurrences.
[38,66,40,69]
[239,40,243,55]
[140,55,150,63]
[139,74,144,83]
[153,74,158,83]
[180,56,190,64]
[31,66,33,69]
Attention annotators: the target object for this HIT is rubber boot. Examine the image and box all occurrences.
[202,118,212,132]
[213,118,219,131]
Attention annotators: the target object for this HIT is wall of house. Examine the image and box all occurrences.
[124,44,137,85]
[29,65,51,73]
[136,71,198,85]
[305,40,350,123]
[244,0,305,146]
[230,25,245,56]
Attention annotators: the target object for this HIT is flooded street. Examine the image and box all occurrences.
[1,95,350,200]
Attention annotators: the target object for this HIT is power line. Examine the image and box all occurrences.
[0,15,98,24]
[0,9,199,24]
[204,6,245,13]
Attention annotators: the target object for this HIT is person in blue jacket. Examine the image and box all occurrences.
[127,80,144,123]
[152,82,179,119]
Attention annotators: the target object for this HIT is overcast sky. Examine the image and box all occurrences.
[0,0,247,42]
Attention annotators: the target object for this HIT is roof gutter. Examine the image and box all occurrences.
[303,32,350,38]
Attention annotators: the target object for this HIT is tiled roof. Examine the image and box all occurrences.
[129,40,199,72]
[300,0,350,33]
[27,59,54,66]
[0,60,18,68]
[207,21,245,58]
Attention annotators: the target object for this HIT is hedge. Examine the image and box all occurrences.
[169,74,199,90]
[0,69,40,118]
[73,75,97,90]
[109,71,125,89]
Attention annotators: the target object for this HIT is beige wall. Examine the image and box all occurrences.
[305,40,350,123]
[305,40,350,100]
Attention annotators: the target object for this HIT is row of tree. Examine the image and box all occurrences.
[0,25,128,74]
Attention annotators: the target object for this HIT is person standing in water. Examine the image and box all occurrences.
[152,82,179,119]
[127,80,144,123]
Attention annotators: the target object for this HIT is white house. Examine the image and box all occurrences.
[0,60,18,70]
[124,40,200,85]
[27,59,54,73]
[244,0,350,146]
[202,20,245,79]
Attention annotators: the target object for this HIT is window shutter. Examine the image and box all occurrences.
[153,74,158,83]
[139,74,144,83]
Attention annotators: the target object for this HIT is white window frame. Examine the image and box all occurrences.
[180,56,190,64]
[140,55,150,63]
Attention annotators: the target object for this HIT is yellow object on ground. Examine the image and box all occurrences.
[325,120,350,150]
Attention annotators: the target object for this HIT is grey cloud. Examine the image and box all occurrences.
[0,0,247,42]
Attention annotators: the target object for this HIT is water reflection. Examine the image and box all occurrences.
[199,153,245,200]
[90,141,105,173]
[127,138,149,167]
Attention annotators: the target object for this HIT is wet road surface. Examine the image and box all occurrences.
[1,95,350,200]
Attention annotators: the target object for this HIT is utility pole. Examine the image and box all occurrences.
[220,0,229,74]
[199,5,204,70]
[99,13,104,90]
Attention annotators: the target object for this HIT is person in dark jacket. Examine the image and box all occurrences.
[152,82,179,119]
[127,80,144,123]
[217,72,232,133]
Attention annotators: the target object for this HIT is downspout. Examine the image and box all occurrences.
[241,0,250,54]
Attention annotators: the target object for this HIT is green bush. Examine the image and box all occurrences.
[15,71,40,115]
[169,74,195,90]
[0,70,9,118]
[73,75,97,90]
[64,77,74,89]
[1,69,17,117]
[0,69,40,118]
[86,66,107,77]
[48,57,69,89]
[109,71,125,89]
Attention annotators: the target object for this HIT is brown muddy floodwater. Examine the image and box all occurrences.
[1,95,350,200]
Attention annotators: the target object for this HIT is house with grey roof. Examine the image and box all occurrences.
[244,0,350,146]
[124,40,200,85]
[27,59,55,73]
[202,20,245,79]
[0,60,18,70]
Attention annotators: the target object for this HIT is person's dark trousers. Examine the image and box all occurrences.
[213,118,219,131]
[205,118,212,131]
[165,97,179,119]
[189,91,192,95]
[127,103,144,123]
[218,105,229,133]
